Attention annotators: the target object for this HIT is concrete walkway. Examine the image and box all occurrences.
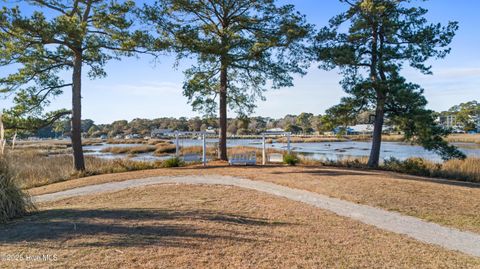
[33,175,480,258]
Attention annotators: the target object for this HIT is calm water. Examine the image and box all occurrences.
[84,139,480,162]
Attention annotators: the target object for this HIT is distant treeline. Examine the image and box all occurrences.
[37,113,329,138]
[32,99,478,139]
[35,112,371,138]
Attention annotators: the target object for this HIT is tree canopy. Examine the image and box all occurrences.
[144,0,313,160]
[0,0,153,170]
[315,0,462,166]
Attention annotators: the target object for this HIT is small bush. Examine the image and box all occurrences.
[383,157,433,177]
[162,157,185,168]
[0,156,34,223]
[283,153,300,166]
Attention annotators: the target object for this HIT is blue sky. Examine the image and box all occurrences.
[1,0,479,124]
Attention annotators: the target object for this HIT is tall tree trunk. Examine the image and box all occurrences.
[219,57,228,161]
[71,51,85,171]
[368,97,385,168]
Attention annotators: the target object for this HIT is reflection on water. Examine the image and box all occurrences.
[83,140,480,162]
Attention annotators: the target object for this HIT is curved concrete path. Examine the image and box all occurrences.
[32,175,480,258]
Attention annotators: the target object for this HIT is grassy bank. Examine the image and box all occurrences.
[312,156,480,183]
[446,134,480,144]
[0,156,34,223]
[7,144,480,192]
[101,145,157,155]
[8,150,163,189]
[100,143,177,156]
[9,146,284,189]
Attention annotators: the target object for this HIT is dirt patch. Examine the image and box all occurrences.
[3,185,479,268]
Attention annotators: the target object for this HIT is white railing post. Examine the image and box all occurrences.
[262,134,266,165]
[202,132,207,167]
[287,132,291,154]
[11,131,17,150]
[175,131,179,157]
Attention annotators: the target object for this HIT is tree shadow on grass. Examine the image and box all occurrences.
[181,164,373,177]
[0,208,290,248]
[268,169,374,177]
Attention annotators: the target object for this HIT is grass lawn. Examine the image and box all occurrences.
[28,163,480,234]
[2,184,479,268]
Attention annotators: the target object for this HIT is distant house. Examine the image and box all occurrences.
[151,128,174,137]
[348,124,374,135]
[438,114,463,130]
[265,128,285,133]
[477,115,480,133]
[332,124,382,135]
[205,127,217,135]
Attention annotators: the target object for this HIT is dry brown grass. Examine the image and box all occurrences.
[106,138,146,144]
[146,139,172,145]
[15,139,103,150]
[179,145,216,155]
[0,156,34,223]
[269,134,480,144]
[105,138,171,145]
[269,136,347,143]
[308,156,480,183]
[26,164,480,234]
[437,158,480,182]
[447,134,480,144]
[8,150,162,189]
[266,134,406,143]
[3,184,479,268]
[154,143,177,155]
[101,145,157,155]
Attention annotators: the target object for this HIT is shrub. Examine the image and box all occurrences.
[162,157,185,168]
[0,156,34,223]
[283,153,300,166]
[332,157,369,169]
[383,157,433,177]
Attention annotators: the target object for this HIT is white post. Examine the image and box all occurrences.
[202,132,207,167]
[11,131,17,150]
[287,133,291,154]
[175,131,179,157]
[262,134,266,165]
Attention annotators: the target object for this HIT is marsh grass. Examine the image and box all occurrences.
[9,150,162,189]
[15,139,104,150]
[0,155,34,223]
[101,145,157,155]
[105,139,171,145]
[106,139,146,145]
[162,157,185,167]
[446,134,480,144]
[154,143,177,155]
[267,136,348,144]
[309,156,480,183]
